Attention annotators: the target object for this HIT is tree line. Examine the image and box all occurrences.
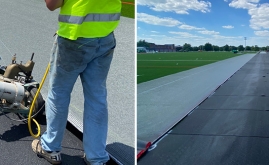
[137,40,268,52]
[181,43,262,52]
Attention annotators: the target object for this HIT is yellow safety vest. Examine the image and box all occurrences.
[57,0,121,40]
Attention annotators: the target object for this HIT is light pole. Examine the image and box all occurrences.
[244,37,247,51]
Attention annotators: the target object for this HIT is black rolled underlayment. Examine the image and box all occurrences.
[138,52,269,165]
[106,142,134,165]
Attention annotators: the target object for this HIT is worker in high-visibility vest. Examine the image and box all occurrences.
[31,0,121,165]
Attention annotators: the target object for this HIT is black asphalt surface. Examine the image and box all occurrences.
[0,112,119,164]
[0,112,85,165]
[138,52,269,164]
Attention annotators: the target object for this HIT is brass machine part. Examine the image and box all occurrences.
[11,53,16,64]
[3,53,35,80]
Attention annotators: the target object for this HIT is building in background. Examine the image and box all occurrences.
[148,43,176,52]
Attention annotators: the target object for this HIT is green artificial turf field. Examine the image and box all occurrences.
[137,51,251,84]
[121,0,134,18]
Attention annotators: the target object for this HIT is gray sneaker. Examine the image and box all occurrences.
[32,139,62,165]
[83,154,106,165]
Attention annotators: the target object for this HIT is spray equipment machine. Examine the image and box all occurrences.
[0,53,44,119]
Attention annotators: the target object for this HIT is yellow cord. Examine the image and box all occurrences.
[28,63,50,138]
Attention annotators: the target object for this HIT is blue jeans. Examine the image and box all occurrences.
[41,33,116,165]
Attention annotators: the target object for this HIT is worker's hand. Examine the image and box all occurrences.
[45,0,64,11]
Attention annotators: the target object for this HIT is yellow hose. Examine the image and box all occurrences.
[28,63,50,138]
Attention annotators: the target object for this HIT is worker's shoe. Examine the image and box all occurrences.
[83,154,106,165]
[32,139,62,165]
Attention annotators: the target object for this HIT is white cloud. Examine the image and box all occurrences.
[137,13,182,27]
[137,36,154,41]
[254,30,269,37]
[198,30,220,35]
[249,3,269,30]
[212,35,237,39]
[228,1,269,31]
[228,0,259,9]
[151,31,159,33]
[150,34,166,37]
[222,25,234,29]
[137,0,211,14]
[169,31,201,38]
[178,24,205,30]
[138,33,268,47]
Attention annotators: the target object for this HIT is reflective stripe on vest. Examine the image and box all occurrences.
[58,13,121,24]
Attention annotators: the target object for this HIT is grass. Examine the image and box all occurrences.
[137,51,253,84]
[121,0,134,19]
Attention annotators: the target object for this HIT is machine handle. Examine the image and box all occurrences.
[31,53,34,61]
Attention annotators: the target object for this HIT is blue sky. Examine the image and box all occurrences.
[137,0,269,47]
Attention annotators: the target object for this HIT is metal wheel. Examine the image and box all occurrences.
[20,87,45,119]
